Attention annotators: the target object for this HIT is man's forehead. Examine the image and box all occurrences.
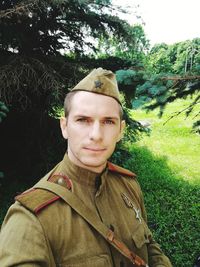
[71,90,119,104]
[70,91,121,118]
[71,108,120,119]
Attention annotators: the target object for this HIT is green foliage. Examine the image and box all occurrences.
[133,97,200,183]
[119,98,200,266]
[0,0,130,55]
[133,74,170,113]
[115,69,145,108]
[0,0,135,111]
[0,55,66,111]
[146,39,200,75]
[0,0,145,185]
[124,146,200,267]
[134,75,200,126]
[132,39,200,129]
[173,39,200,74]
[146,43,173,74]
[111,103,151,165]
[193,120,200,134]
[116,69,137,84]
[95,24,149,62]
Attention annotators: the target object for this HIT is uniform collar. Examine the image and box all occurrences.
[60,153,107,188]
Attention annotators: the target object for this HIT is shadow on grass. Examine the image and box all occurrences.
[123,145,200,267]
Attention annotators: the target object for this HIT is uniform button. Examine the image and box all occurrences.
[57,177,65,186]
[57,177,72,190]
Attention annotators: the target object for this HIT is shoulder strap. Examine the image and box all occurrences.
[34,180,148,267]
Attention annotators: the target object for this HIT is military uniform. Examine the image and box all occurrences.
[0,68,172,266]
[0,154,172,267]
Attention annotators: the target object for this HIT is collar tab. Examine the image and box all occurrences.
[108,162,136,177]
[48,173,72,191]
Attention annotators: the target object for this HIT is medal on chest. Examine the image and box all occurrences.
[121,193,142,223]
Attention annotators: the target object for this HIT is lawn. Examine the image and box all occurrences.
[132,97,200,184]
[122,97,200,266]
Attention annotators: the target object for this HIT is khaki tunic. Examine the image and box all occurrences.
[0,154,172,267]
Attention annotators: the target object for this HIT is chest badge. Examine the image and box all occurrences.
[121,193,142,223]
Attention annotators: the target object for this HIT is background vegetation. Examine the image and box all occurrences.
[110,96,200,266]
[130,98,200,265]
[0,1,199,266]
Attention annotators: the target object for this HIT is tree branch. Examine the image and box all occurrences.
[162,75,200,81]
[0,1,38,18]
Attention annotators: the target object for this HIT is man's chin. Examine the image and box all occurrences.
[80,158,107,172]
[68,151,109,172]
[82,160,106,168]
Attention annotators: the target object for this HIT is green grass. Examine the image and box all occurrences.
[132,97,200,184]
[121,97,200,266]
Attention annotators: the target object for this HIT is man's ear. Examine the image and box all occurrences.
[60,117,68,139]
[117,120,126,142]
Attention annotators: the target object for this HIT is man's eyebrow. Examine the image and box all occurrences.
[74,115,90,118]
[74,115,119,120]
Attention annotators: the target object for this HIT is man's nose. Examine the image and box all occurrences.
[89,122,103,141]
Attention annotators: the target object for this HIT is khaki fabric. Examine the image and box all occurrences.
[71,68,121,104]
[0,154,172,267]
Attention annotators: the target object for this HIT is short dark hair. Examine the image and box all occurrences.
[64,91,123,120]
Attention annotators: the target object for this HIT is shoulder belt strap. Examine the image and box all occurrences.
[34,180,148,267]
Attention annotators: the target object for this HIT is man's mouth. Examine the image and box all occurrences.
[83,147,106,152]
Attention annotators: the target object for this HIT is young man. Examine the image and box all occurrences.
[0,68,172,266]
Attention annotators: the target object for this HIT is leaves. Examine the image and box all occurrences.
[0,0,132,55]
[116,69,137,85]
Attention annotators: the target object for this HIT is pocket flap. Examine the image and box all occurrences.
[132,224,150,249]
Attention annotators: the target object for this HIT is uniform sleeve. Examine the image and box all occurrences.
[135,180,172,267]
[147,237,172,267]
[0,201,52,267]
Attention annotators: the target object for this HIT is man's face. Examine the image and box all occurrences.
[60,91,125,173]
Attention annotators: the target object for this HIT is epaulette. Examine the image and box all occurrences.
[15,173,72,214]
[108,162,136,177]
[15,188,60,214]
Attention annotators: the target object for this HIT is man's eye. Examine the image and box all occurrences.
[76,118,89,123]
[104,120,115,125]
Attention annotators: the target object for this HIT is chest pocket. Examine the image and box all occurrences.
[59,254,113,267]
[132,223,150,249]
[131,223,150,263]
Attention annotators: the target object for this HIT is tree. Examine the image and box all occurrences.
[96,24,149,61]
[133,39,200,132]
[91,24,149,107]
[145,43,174,74]
[0,101,8,178]
[0,0,141,180]
[0,0,133,110]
